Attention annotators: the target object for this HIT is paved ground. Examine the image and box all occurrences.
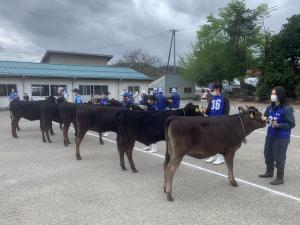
[1,102,300,225]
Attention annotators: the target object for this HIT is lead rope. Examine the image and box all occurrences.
[239,115,247,144]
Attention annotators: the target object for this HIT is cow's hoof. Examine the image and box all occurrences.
[121,167,127,171]
[76,155,82,160]
[43,139,46,143]
[163,187,166,193]
[13,135,18,138]
[64,143,68,147]
[167,193,174,202]
[48,140,52,143]
[100,142,104,145]
[132,169,138,173]
[67,141,71,145]
[230,181,238,187]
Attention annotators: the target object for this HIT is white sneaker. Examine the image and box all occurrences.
[102,132,110,137]
[212,155,225,165]
[206,156,217,163]
[148,148,157,153]
[143,146,151,150]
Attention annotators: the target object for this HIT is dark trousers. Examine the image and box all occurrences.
[264,137,290,171]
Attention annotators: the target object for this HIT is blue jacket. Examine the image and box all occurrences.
[265,104,295,139]
[208,95,225,116]
[74,95,82,104]
[100,97,110,105]
[122,99,134,108]
[156,93,166,110]
[171,93,180,109]
[9,92,20,101]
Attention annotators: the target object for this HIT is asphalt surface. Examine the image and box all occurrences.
[1,103,300,225]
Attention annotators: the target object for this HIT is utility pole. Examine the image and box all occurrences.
[166,29,179,75]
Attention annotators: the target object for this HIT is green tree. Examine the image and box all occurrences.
[258,14,300,98]
[180,0,267,86]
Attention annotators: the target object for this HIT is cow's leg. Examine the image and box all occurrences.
[163,132,173,193]
[117,133,127,171]
[224,151,238,187]
[75,127,87,160]
[50,123,55,136]
[40,119,46,142]
[63,122,71,146]
[11,116,20,138]
[125,140,138,173]
[45,122,52,143]
[59,123,63,131]
[16,124,21,131]
[166,155,183,201]
[99,132,104,145]
[163,151,171,193]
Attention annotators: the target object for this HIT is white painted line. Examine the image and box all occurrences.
[55,123,300,203]
[84,131,300,203]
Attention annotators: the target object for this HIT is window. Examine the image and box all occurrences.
[184,87,192,94]
[79,85,108,95]
[50,85,67,96]
[169,87,177,94]
[128,86,140,93]
[31,85,49,96]
[79,85,92,95]
[0,84,17,96]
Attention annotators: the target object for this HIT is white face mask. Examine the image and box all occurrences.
[271,94,277,102]
[211,91,216,96]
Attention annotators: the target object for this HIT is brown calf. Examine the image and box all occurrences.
[163,106,266,201]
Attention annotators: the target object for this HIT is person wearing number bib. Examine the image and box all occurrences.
[259,86,295,185]
[205,83,230,165]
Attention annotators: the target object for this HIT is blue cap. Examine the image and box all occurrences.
[122,92,129,97]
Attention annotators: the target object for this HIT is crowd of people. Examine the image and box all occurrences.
[7,83,295,185]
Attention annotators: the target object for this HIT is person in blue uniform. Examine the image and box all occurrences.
[143,95,158,153]
[139,91,148,106]
[100,91,110,105]
[259,86,295,185]
[122,92,134,108]
[72,88,82,104]
[9,88,20,101]
[205,83,230,165]
[156,88,166,110]
[170,88,180,109]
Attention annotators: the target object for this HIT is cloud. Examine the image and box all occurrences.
[0,0,298,63]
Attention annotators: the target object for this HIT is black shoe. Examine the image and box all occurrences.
[270,169,284,185]
[270,178,284,185]
[259,172,273,178]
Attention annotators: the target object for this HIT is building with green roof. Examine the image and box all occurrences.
[0,51,152,107]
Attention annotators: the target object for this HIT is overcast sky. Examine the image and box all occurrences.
[0,0,299,64]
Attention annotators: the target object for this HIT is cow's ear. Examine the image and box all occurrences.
[238,106,245,113]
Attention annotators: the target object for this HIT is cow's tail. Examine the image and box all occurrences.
[164,116,176,166]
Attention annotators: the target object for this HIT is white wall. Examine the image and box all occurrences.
[0,77,151,107]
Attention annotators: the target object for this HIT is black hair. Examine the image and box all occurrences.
[273,86,288,105]
[214,83,223,91]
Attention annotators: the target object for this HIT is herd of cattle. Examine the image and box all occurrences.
[9,97,266,201]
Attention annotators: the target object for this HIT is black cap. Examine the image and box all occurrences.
[71,88,79,92]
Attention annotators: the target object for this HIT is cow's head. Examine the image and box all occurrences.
[238,106,266,128]
[183,103,204,116]
[45,96,57,103]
